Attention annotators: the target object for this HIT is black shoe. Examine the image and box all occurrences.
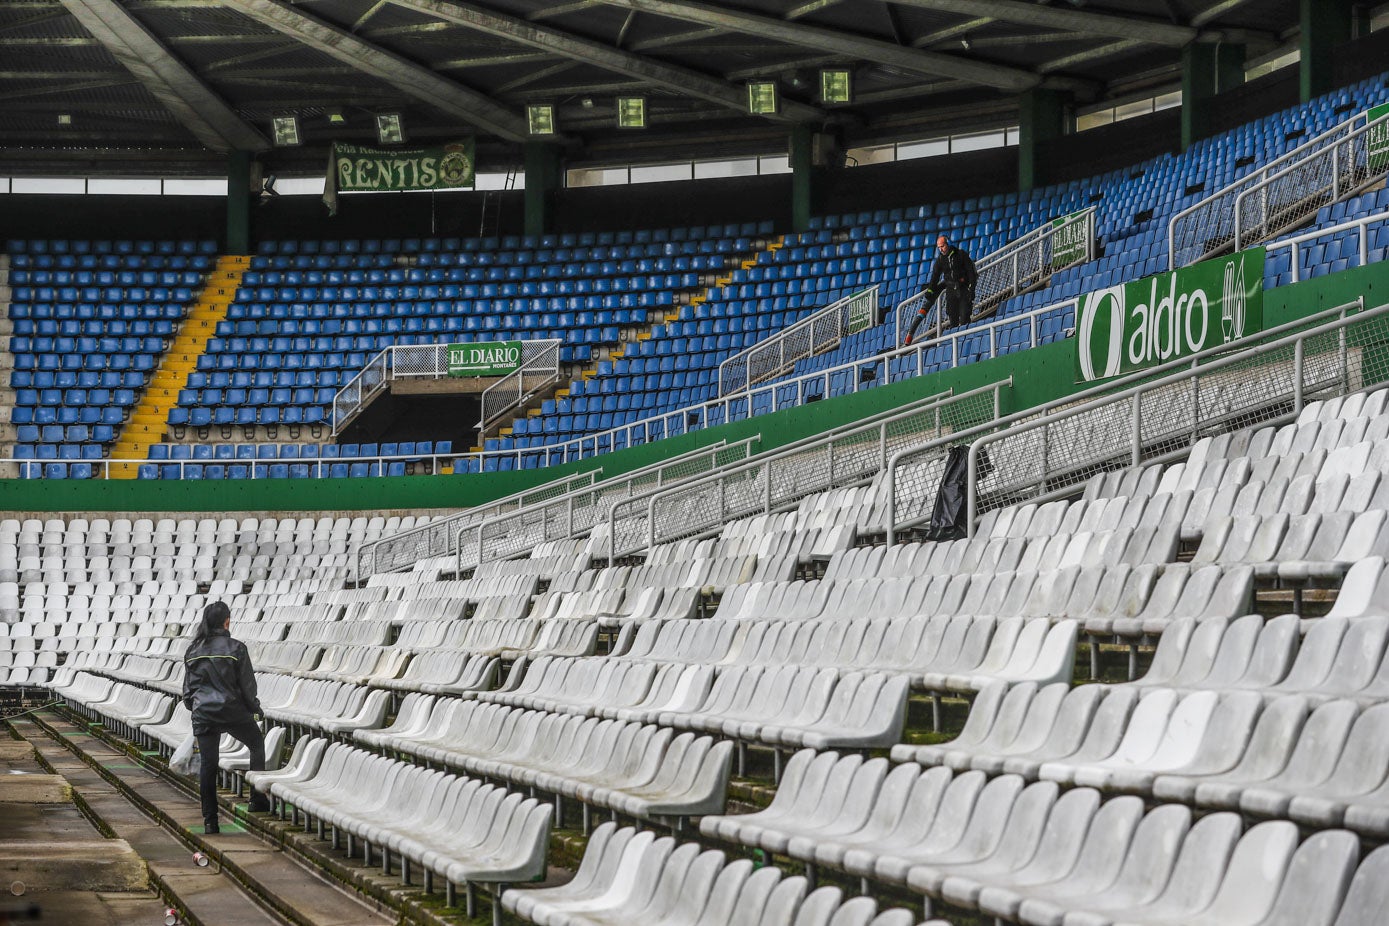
[248,801,269,814]
[204,823,220,835]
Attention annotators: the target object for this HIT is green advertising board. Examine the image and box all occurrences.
[448,340,523,377]
[1051,211,1091,269]
[846,289,877,334]
[1075,248,1265,383]
[1368,103,1389,171]
[323,138,475,215]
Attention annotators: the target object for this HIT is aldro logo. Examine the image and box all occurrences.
[1076,249,1263,383]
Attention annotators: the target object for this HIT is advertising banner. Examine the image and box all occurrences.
[1075,248,1265,382]
[1367,103,1389,171]
[1050,210,1092,268]
[448,340,522,378]
[323,138,475,215]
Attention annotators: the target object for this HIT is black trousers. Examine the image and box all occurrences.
[944,286,973,329]
[197,720,267,824]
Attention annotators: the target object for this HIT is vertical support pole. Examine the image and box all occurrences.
[789,124,819,234]
[1300,0,1352,103]
[524,142,562,239]
[226,150,252,256]
[1018,87,1070,192]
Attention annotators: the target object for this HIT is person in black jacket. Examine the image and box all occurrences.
[904,235,979,345]
[182,601,268,833]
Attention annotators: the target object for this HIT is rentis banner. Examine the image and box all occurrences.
[1074,248,1265,383]
[323,139,475,215]
[1050,211,1091,269]
[448,340,522,378]
[1368,103,1389,171]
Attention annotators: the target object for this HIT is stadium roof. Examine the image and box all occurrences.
[0,0,1307,175]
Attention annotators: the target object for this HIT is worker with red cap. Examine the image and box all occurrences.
[903,234,978,345]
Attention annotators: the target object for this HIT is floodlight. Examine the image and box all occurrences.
[57,114,72,126]
[820,69,852,104]
[271,115,301,147]
[375,113,404,144]
[325,109,346,125]
[527,103,556,136]
[617,97,646,129]
[747,82,779,115]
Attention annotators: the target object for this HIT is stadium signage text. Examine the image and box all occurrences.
[323,139,475,215]
[1368,103,1389,171]
[1075,248,1265,382]
[448,340,523,378]
[1050,211,1091,268]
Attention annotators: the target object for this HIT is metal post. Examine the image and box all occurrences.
[1131,393,1142,466]
[1293,339,1305,413]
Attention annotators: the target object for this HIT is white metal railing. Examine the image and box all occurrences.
[356,468,599,578]
[330,343,457,433]
[1267,208,1389,284]
[1168,111,1386,269]
[479,338,563,430]
[454,436,761,575]
[605,381,1008,562]
[1232,115,1389,254]
[895,208,1095,344]
[879,297,1377,544]
[718,286,879,395]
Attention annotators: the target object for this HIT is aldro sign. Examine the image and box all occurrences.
[1075,248,1265,382]
[448,341,523,378]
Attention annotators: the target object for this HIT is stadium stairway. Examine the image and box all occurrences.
[486,235,786,449]
[109,255,247,474]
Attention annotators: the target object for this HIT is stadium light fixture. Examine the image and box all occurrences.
[271,115,301,147]
[325,108,346,126]
[56,113,72,126]
[375,113,405,145]
[527,103,556,136]
[747,81,779,115]
[820,69,852,104]
[617,97,646,129]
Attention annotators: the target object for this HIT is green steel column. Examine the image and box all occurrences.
[1018,87,1069,192]
[790,124,815,234]
[524,142,562,238]
[1301,0,1352,103]
[1183,42,1245,151]
[226,151,251,255]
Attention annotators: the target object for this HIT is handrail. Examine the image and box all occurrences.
[966,295,1377,527]
[1232,113,1389,254]
[718,286,879,395]
[894,208,1095,344]
[1266,207,1389,283]
[606,381,1008,563]
[1167,111,1376,270]
[478,338,563,430]
[355,468,598,579]
[883,296,1379,544]
[452,436,760,576]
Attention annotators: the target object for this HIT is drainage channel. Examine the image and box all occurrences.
[13,709,398,926]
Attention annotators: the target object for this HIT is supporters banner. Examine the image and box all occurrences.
[1050,210,1091,268]
[1074,248,1265,383]
[448,340,522,377]
[845,288,878,334]
[323,138,475,215]
[1368,103,1389,171]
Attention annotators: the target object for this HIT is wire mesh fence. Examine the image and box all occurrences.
[719,286,879,395]
[331,350,388,432]
[949,299,1389,530]
[454,437,761,574]
[605,382,1008,560]
[1168,112,1385,269]
[894,209,1094,344]
[1235,119,1388,251]
[480,339,562,429]
[357,469,598,577]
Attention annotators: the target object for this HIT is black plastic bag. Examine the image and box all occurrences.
[925,445,991,541]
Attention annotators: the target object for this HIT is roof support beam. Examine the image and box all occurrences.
[602,0,1042,91]
[888,0,1199,46]
[222,0,532,140]
[56,0,270,151]
[388,0,825,122]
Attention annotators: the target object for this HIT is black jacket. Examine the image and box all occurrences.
[925,246,978,294]
[182,628,262,734]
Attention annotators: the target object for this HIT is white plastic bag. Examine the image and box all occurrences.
[169,734,199,776]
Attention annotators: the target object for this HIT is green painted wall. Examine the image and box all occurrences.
[5,260,1386,515]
